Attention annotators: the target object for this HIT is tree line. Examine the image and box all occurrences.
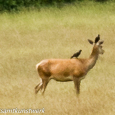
[0,0,109,11]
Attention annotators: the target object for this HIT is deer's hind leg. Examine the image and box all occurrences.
[35,78,43,94]
[41,78,50,95]
[35,76,50,95]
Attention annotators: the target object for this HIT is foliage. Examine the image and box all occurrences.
[0,0,113,12]
[0,0,77,11]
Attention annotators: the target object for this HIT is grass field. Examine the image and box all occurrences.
[0,1,115,115]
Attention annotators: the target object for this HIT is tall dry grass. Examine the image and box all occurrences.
[0,1,115,115]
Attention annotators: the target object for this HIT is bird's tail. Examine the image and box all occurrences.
[70,56,73,59]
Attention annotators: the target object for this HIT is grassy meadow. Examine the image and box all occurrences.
[0,1,115,115]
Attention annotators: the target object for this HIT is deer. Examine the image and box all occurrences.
[35,35,104,96]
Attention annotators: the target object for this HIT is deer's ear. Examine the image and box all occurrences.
[88,39,93,44]
[99,40,104,45]
[95,34,100,43]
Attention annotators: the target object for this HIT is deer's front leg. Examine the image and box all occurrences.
[73,77,81,95]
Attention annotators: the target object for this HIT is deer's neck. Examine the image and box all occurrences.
[86,46,99,71]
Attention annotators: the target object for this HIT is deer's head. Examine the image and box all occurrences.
[88,34,104,55]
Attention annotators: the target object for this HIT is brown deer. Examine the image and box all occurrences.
[35,35,104,95]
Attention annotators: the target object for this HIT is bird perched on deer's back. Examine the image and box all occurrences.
[70,50,82,59]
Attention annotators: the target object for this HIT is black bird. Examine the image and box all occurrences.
[95,34,100,43]
[88,34,100,45]
[70,50,82,59]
